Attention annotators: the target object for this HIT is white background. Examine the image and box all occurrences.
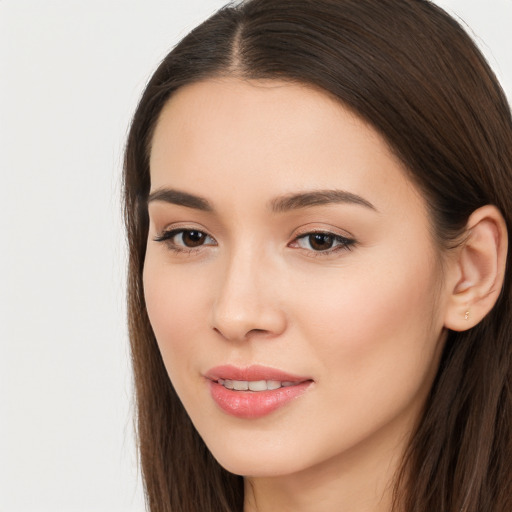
[1,1,510,511]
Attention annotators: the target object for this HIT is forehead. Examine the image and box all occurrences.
[149,78,425,220]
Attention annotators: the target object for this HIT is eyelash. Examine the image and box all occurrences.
[153,228,217,254]
[291,231,356,256]
[153,228,356,256]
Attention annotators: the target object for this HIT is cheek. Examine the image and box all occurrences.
[142,254,210,375]
[293,250,444,405]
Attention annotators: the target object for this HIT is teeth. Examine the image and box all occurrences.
[223,379,234,389]
[233,380,249,391]
[248,380,267,391]
[217,379,297,391]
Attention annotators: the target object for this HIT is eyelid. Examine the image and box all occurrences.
[153,225,217,253]
[152,220,214,240]
[288,225,356,255]
[153,226,215,241]
[292,224,355,239]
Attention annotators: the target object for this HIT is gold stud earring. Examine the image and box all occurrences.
[464,310,470,321]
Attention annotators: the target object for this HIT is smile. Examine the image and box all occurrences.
[206,365,313,419]
[217,379,298,391]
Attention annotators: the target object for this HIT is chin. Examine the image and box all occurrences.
[201,432,316,478]
[216,454,305,478]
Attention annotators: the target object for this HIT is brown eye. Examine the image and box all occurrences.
[294,231,355,253]
[154,228,216,251]
[181,230,207,247]
[308,233,335,251]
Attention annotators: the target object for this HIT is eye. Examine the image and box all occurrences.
[154,228,216,251]
[293,231,355,253]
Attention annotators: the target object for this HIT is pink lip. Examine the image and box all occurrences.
[205,364,309,382]
[205,365,313,419]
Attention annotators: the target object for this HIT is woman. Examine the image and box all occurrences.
[123,0,512,510]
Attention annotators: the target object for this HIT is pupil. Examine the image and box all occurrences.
[183,230,205,247]
[309,233,333,251]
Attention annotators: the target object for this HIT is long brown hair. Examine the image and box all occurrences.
[123,1,512,510]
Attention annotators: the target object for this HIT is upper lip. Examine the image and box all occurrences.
[205,364,311,383]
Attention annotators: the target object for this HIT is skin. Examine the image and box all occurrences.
[143,78,455,512]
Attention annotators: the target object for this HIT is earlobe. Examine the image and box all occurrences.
[444,205,508,332]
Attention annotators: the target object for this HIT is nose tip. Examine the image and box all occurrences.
[211,271,287,342]
[212,307,287,342]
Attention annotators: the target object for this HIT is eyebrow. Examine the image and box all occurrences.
[147,187,376,213]
[270,189,377,212]
[147,188,213,211]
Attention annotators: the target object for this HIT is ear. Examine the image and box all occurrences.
[444,205,508,332]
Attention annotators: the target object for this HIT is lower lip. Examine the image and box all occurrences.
[208,380,312,419]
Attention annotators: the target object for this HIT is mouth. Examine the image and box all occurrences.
[205,365,313,419]
[216,379,300,391]
[205,364,311,383]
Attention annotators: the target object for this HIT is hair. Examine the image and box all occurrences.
[123,1,512,511]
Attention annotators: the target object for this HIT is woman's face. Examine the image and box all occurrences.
[144,78,450,478]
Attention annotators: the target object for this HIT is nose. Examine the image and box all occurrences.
[211,247,287,342]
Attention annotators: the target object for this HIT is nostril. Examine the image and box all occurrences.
[211,299,287,341]
[247,328,268,335]
[212,325,273,342]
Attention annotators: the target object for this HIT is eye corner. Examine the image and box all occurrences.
[153,227,217,254]
[289,229,356,256]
